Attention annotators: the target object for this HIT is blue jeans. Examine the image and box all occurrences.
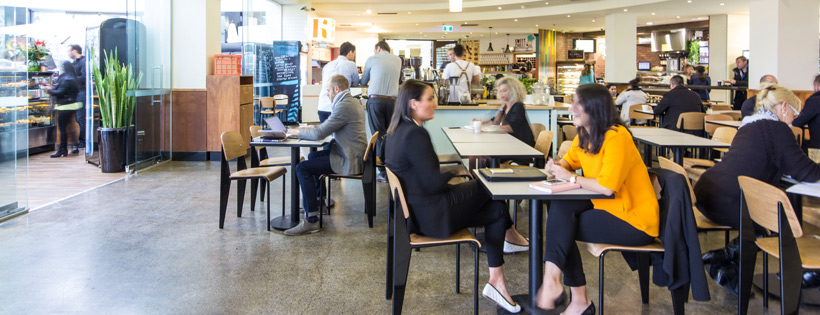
[295,149,334,218]
[318,111,331,123]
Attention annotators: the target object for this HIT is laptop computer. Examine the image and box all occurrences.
[259,116,290,139]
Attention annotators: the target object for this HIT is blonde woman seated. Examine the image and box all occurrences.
[536,84,659,314]
[385,80,530,313]
[473,77,535,166]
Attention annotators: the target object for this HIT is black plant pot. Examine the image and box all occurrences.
[99,127,129,173]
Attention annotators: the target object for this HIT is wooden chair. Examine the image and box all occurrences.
[676,112,706,137]
[628,104,654,126]
[658,157,732,244]
[738,176,820,315]
[562,124,578,143]
[711,104,733,111]
[725,112,742,120]
[259,97,276,119]
[530,122,546,143]
[249,125,300,207]
[219,131,287,231]
[681,126,738,182]
[580,172,688,315]
[385,167,481,315]
[320,132,379,228]
[711,127,736,154]
[790,126,804,146]
[557,140,573,159]
[704,114,733,137]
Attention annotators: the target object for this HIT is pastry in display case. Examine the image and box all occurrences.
[0,71,56,153]
[555,61,584,94]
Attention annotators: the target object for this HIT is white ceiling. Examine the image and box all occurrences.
[311,0,751,39]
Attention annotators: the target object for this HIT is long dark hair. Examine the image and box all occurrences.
[59,61,76,81]
[581,64,591,76]
[387,79,432,135]
[575,83,624,155]
[627,78,642,90]
[696,66,708,82]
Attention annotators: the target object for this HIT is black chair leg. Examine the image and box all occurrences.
[386,194,395,300]
[762,254,768,308]
[363,180,375,228]
[236,179,246,217]
[219,179,230,229]
[473,243,479,315]
[671,286,687,315]
[456,244,461,294]
[327,177,333,214]
[725,230,730,246]
[260,179,266,202]
[393,230,412,315]
[266,181,271,231]
[638,253,651,304]
[599,250,607,315]
[250,178,258,212]
[282,177,286,216]
[512,200,518,228]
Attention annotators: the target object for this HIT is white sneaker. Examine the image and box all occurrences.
[482,283,521,313]
[503,241,529,254]
[283,220,320,236]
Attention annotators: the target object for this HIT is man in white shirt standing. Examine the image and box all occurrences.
[442,44,481,103]
[318,42,360,122]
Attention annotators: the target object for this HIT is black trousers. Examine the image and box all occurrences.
[57,109,77,146]
[75,93,86,143]
[366,97,395,171]
[448,180,512,268]
[544,200,655,287]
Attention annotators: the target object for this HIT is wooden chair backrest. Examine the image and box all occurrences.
[676,112,706,130]
[363,132,378,163]
[704,114,733,135]
[790,126,803,146]
[562,125,578,142]
[221,131,248,161]
[530,123,546,142]
[249,125,262,138]
[658,157,697,203]
[712,127,737,145]
[712,104,733,111]
[738,176,803,237]
[725,112,742,121]
[557,140,573,159]
[386,167,411,220]
[628,104,654,120]
[534,130,554,157]
[259,97,274,109]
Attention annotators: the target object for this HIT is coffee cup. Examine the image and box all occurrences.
[472,120,482,134]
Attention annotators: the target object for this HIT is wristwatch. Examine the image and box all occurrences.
[569,175,578,184]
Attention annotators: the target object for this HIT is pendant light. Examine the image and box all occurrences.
[504,33,511,53]
[487,27,494,52]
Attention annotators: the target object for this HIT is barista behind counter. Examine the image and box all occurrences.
[442,44,481,103]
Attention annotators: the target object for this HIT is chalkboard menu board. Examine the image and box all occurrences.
[568,50,584,60]
[272,41,301,124]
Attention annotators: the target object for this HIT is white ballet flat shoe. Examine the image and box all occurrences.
[503,241,529,254]
[482,283,521,313]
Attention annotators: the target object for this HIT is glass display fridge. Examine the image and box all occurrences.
[555,61,584,94]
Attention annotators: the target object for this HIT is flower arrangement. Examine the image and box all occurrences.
[27,41,49,72]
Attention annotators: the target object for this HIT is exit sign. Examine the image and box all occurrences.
[442,25,453,32]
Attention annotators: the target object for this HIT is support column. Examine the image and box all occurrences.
[172,0,221,89]
[750,0,819,90]
[709,14,749,102]
[604,13,637,83]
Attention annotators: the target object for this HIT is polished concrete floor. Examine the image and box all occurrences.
[2,150,820,314]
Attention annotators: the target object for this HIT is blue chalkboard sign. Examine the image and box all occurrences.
[272,41,301,124]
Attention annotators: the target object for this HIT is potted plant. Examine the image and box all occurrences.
[91,48,142,173]
[27,41,49,72]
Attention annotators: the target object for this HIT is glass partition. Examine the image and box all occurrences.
[0,3,28,219]
[126,0,171,172]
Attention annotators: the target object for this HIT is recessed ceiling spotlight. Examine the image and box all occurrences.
[415,23,419,26]
[567,15,571,18]
[535,24,539,27]
[646,22,654,25]
[592,19,596,22]
[623,9,628,12]
[514,19,518,22]
[366,9,372,14]
[687,0,692,3]
[498,6,502,10]
[408,12,411,14]
[676,16,681,19]
[521,5,526,9]
[545,2,549,5]
[652,12,656,15]
[720,2,724,5]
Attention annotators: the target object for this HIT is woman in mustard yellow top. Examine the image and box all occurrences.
[535,84,659,315]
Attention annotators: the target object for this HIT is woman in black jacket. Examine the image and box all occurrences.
[385,80,529,313]
[43,61,81,157]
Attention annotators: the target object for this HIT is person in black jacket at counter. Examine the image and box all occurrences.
[385,80,529,313]
[740,75,778,118]
[790,74,820,149]
[43,61,81,158]
[730,56,749,110]
[653,75,703,130]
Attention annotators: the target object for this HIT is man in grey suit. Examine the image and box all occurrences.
[284,75,367,235]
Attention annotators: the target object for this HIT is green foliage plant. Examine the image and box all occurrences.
[90,48,142,129]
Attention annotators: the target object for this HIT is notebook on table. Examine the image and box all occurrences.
[528,181,581,194]
[479,167,548,182]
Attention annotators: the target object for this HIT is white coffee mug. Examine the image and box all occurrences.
[472,120,482,134]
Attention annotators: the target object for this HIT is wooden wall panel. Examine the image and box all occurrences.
[206,75,240,151]
[171,90,206,151]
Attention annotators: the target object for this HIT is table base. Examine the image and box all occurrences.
[753,273,820,306]
[496,294,566,314]
[270,215,298,230]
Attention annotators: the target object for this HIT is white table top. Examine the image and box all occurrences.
[474,169,611,200]
[630,127,683,137]
[630,128,730,148]
[442,127,515,143]
[452,141,544,158]
[706,120,742,128]
[250,137,330,147]
[786,182,820,198]
[712,110,741,115]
